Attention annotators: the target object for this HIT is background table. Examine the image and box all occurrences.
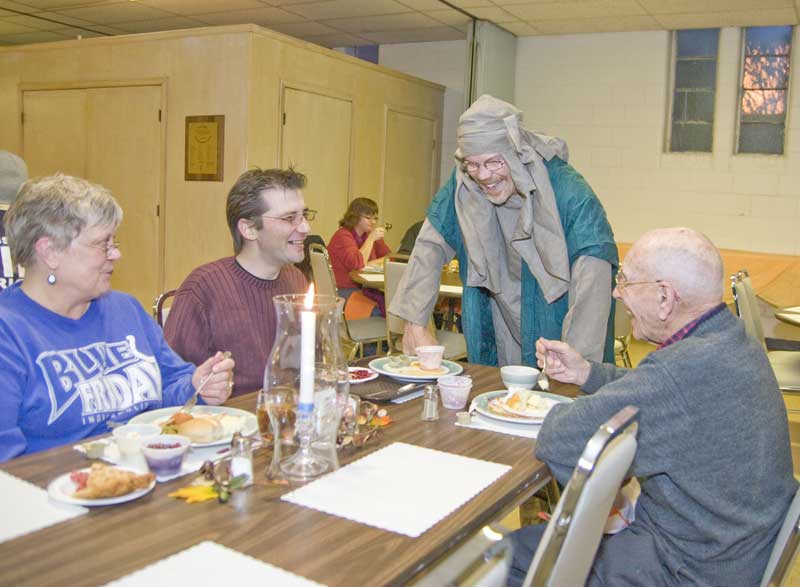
[0,364,577,587]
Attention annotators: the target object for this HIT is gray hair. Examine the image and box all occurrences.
[4,174,122,268]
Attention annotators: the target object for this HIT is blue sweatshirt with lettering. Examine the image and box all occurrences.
[0,284,196,461]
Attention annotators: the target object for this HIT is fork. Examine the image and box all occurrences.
[536,352,550,392]
[180,351,231,413]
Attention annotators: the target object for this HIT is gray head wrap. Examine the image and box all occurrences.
[454,95,571,302]
[0,151,28,206]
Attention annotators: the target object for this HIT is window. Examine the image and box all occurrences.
[669,29,719,152]
[737,26,793,155]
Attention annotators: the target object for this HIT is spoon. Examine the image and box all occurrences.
[180,351,232,413]
[537,352,550,392]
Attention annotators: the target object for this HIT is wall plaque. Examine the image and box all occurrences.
[185,115,224,181]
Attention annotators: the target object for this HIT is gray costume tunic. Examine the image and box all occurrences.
[514,308,796,586]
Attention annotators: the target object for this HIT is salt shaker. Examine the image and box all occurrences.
[230,432,253,486]
[421,385,439,421]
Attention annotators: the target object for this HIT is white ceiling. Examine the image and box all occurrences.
[0,0,798,48]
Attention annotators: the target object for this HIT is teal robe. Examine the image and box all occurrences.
[427,157,618,367]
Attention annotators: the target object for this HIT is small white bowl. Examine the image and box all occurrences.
[141,435,191,481]
[415,345,445,371]
[500,365,540,391]
[112,424,161,456]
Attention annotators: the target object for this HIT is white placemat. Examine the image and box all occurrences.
[358,273,384,283]
[281,442,510,537]
[103,541,325,586]
[74,439,228,482]
[456,412,541,439]
[0,469,87,544]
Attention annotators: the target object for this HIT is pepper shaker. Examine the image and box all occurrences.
[421,385,439,421]
[230,431,253,486]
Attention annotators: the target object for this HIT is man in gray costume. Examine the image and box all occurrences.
[0,150,27,289]
[389,95,618,366]
[508,227,796,587]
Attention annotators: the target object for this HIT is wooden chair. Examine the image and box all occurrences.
[308,243,386,362]
[522,406,639,587]
[761,486,800,587]
[152,289,176,328]
[383,257,466,361]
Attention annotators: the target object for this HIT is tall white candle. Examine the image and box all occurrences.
[299,284,316,408]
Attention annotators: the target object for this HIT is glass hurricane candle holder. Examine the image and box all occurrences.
[263,293,349,481]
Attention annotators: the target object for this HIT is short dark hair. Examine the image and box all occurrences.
[339,197,378,230]
[226,167,307,254]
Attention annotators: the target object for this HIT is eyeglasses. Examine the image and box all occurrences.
[81,238,120,257]
[260,208,317,227]
[361,214,379,221]
[461,158,506,175]
[614,269,661,292]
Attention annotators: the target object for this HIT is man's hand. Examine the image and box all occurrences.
[536,337,591,386]
[192,351,236,405]
[402,322,438,355]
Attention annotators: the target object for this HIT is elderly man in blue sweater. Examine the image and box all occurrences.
[508,227,796,587]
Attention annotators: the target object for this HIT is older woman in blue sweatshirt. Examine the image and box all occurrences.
[0,174,235,462]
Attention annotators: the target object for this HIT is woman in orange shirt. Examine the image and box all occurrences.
[328,198,391,316]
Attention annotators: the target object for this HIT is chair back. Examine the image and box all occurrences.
[524,406,639,587]
[761,486,800,587]
[152,289,176,328]
[383,258,409,353]
[613,299,632,368]
[309,243,339,298]
[731,271,765,343]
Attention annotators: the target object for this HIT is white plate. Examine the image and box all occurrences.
[128,405,258,447]
[348,366,379,384]
[48,467,156,507]
[368,356,463,382]
[472,390,572,425]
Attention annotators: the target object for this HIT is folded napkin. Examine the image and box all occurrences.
[74,439,230,482]
[282,442,511,537]
[0,469,87,544]
[102,541,325,586]
[456,412,540,439]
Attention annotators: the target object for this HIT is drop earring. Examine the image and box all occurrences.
[47,273,56,285]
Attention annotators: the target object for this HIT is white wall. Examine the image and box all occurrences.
[515,29,800,255]
[380,40,467,187]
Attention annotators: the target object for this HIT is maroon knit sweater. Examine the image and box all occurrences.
[164,257,307,395]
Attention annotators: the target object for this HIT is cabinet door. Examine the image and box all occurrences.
[381,109,437,251]
[23,89,87,178]
[281,87,352,244]
[23,86,163,309]
[86,85,163,308]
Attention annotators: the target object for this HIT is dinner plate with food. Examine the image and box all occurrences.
[48,463,156,507]
[368,355,463,382]
[128,406,258,447]
[472,390,573,424]
[348,366,379,384]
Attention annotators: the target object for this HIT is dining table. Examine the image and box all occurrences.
[349,267,463,299]
[0,363,579,587]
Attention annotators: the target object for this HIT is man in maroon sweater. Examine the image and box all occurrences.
[165,168,312,395]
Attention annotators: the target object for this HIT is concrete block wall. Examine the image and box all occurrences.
[516,28,800,255]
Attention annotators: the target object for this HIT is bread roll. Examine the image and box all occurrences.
[176,416,222,443]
